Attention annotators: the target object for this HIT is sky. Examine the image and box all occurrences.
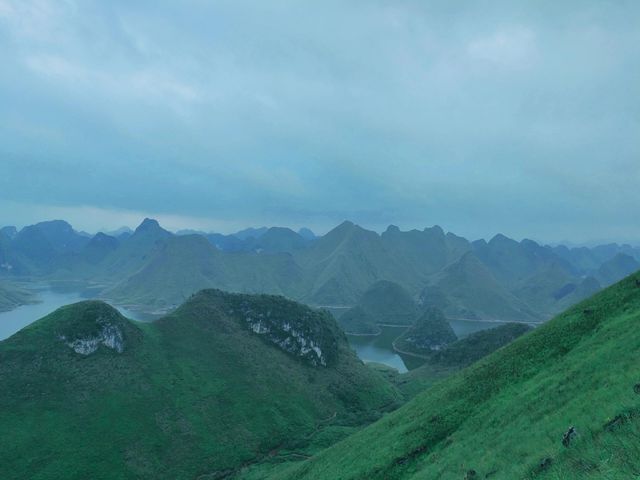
[0,0,639,243]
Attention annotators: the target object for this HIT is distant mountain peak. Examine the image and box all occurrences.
[233,227,268,241]
[134,218,163,234]
[425,225,445,236]
[337,220,355,229]
[297,227,316,241]
[489,233,517,245]
[0,226,17,239]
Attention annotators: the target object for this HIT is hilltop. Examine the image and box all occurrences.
[269,271,640,479]
[0,291,399,480]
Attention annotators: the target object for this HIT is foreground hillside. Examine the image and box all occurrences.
[0,291,399,479]
[270,272,640,479]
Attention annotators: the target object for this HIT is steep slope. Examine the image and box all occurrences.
[248,227,309,253]
[0,220,90,275]
[555,275,602,311]
[421,252,539,321]
[96,218,173,280]
[596,253,639,286]
[333,305,380,335]
[78,232,120,265]
[380,225,470,281]
[0,291,399,480]
[104,234,229,309]
[105,234,305,310]
[393,307,457,354]
[297,228,316,241]
[273,272,640,480]
[474,235,575,285]
[395,322,532,399]
[334,280,419,333]
[357,280,419,325]
[474,236,583,317]
[295,221,404,305]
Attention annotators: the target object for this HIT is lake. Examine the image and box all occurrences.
[0,289,158,341]
[0,290,532,374]
[347,319,528,373]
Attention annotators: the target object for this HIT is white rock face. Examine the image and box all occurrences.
[242,309,327,367]
[60,322,125,355]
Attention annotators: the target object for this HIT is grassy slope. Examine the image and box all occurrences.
[274,271,640,480]
[0,292,399,480]
[396,323,533,399]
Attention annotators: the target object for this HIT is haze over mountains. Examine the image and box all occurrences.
[1,218,638,322]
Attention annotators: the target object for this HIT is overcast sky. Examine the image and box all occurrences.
[0,0,638,243]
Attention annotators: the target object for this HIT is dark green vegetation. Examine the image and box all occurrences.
[1,218,639,321]
[0,281,36,312]
[336,280,418,334]
[395,322,532,399]
[335,305,381,335]
[393,307,458,355]
[269,272,640,480]
[428,322,532,368]
[0,291,400,480]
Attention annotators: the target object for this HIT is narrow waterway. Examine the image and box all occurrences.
[0,289,159,341]
[347,318,523,372]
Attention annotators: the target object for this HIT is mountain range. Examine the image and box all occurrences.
[1,218,639,322]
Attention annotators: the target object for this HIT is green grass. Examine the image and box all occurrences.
[271,272,640,479]
[0,290,400,479]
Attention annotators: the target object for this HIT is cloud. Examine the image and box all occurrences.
[0,1,639,242]
[467,27,537,68]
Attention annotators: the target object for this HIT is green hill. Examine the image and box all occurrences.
[294,221,405,305]
[357,280,418,325]
[105,234,305,310]
[335,305,380,335]
[271,271,640,480]
[248,227,309,253]
[335,280,419,333]
[394,322,532,399]
[0,291,399,479]
[421,252,539,321]
[97,218,173,280]
[597,253,640,286]
[380,225,470,281]
[393,307,457,355]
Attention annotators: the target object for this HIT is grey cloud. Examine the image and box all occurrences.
[0,0,638,242]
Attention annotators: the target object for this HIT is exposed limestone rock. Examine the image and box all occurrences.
[59,318,124,355]
[240,303,327,366]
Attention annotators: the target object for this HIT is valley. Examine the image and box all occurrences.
[3,2,637,478]
[0,218,638,480]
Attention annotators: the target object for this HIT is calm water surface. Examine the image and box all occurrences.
[347,319,522,373]
[0,289,159,341]
[2,291,532,373]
